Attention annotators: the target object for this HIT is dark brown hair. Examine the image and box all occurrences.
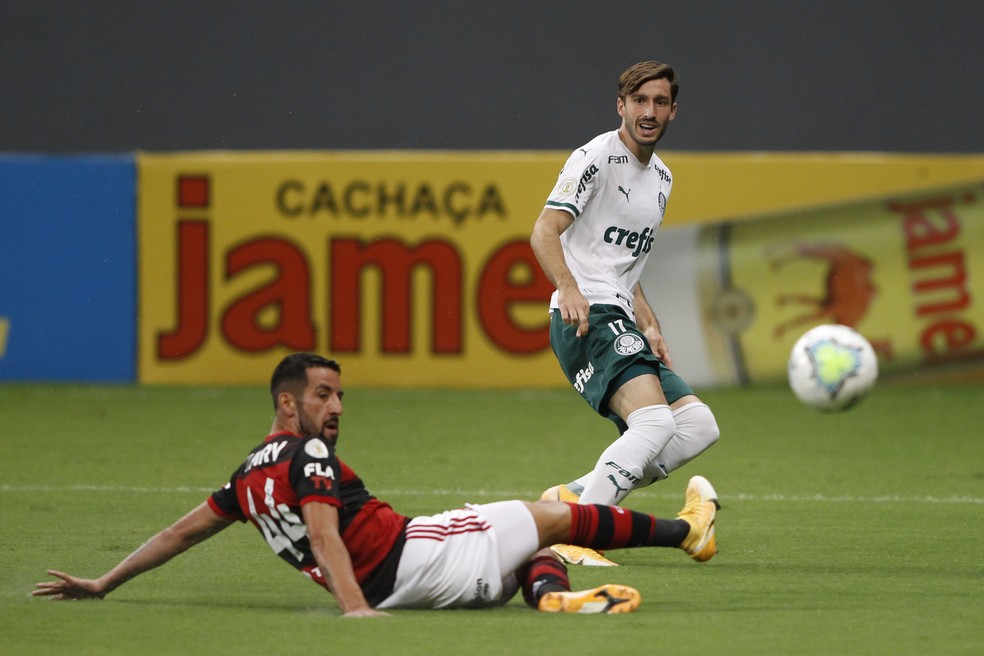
[618,61,679,101]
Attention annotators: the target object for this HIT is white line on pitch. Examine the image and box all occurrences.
[0,483,981,505]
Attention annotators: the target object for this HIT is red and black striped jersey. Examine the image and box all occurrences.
[208,431,409,604]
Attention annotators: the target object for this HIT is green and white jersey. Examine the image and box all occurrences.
[544,129,673,317]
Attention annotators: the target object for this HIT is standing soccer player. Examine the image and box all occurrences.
[530,61,721,566]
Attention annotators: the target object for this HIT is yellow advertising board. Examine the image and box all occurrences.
[643,182,984,387]
[661,152,984,224]
[139,151,984,387]
[0,316,9,358]
[729,184,984,381]
[138,151,565,386]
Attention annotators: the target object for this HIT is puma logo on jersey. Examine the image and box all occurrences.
[604,225,655,258]
[617,186,631,201]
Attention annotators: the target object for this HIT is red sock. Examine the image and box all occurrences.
[521,553,570,608]
[565,502,688,549]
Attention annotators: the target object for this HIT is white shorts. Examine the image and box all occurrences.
[376,500,539,610]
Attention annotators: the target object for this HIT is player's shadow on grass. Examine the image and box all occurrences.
[114,597,333,613]
[113,597,544,615]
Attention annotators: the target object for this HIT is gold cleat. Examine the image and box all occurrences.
[549,543,619,567]
[539,484,582,503]
[541,484,620,567]
[538,584,641,614]
[677,475,719,562]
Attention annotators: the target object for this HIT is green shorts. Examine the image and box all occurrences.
[549,305,694,431]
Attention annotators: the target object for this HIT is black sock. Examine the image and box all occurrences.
[521,553,571,608]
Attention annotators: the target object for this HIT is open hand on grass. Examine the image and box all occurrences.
[33,570,106,600]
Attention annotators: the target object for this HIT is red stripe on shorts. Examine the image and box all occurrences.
[405,515,491,542]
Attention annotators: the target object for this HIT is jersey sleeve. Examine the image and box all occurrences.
[208,474,246,522]
[288,437,343,507]
[544,147,602,219]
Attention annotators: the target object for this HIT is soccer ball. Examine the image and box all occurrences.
[787,324,878,411]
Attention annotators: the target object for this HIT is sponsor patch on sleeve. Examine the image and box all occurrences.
[556,177,577,198]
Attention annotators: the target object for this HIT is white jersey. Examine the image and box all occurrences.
[544,129,673,317]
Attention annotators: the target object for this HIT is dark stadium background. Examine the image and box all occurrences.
[3,1,981,153]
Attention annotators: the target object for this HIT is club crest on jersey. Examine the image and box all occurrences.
[613,333,645,356]
[658,192,667,217]
[305,438,330,459]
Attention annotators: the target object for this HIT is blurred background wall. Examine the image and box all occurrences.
[3,1,983,385]
[3,0,982,153]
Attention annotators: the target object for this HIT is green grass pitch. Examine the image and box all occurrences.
[1,380,981,655]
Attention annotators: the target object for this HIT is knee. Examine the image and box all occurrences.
[678,402,720,448]
[528,500,572,548]
[699,405,721,446]
[624,404,677,451]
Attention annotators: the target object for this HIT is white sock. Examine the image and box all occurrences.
[578,404,676,505]
[569,402,721,495]
[642,402,720,484]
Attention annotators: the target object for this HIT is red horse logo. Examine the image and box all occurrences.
[770,242,877,338]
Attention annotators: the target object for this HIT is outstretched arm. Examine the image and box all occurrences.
[33,501,233,600]
[302,502,390,617]
[530,207,590,337]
